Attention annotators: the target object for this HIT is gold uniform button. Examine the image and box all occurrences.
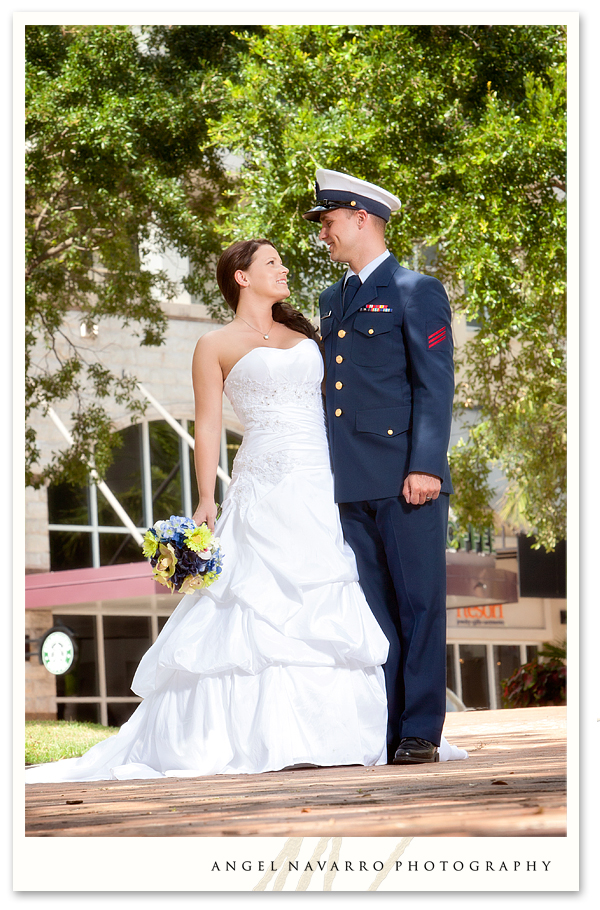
[368,328,375,334]
[387,428,394,435]
[338,329,346,338]
[335,408,343,417]
[335,381,343,390]
[336,355,344,363]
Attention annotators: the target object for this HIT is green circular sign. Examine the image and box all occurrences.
[40,629,76,676]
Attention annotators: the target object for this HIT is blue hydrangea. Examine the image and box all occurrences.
[153,515,195,546]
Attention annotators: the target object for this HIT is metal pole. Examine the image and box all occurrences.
[140,419,153,527]
[487,644,498,710]
[180,419,193,517]
[88,479,101,568]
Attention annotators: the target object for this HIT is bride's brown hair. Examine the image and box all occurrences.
[216,239,319,341]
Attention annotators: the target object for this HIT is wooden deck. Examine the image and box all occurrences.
[24,706,567,838]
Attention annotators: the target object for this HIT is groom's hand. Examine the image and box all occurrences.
[402,472,442,505]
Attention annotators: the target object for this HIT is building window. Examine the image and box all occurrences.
[526,644,539,663]
[52,609,172,726]
[47,485,94,571]
[149,421,187,522]
[58,702,101,724]
[447,642,542,709]
[48,418,235,571]
[103,616,152,698]
[459,644,490,708]
[493,645,521,708]
[446,643,457,694]
[54,615,99,698]
[225,429,242,478]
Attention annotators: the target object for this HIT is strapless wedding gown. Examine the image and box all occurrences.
[25,338,466,783]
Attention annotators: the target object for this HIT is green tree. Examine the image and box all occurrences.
[25,24,253,487]
[26,23,567,551]
[204,24,566,549]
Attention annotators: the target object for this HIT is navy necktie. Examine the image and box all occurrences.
[343,274,361,312]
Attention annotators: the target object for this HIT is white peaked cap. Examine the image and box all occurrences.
[303,168,401,222]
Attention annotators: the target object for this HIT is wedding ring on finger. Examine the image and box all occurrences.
[426,495,432,500]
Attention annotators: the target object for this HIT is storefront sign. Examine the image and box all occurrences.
[447,600,545,630]
[39,626,77,675]
[452,604,506,627]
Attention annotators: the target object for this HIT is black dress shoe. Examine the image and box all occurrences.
[392,737,440,764]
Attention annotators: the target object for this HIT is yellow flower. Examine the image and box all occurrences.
[178,574,204,595]
[154,573,174,591]
[142,530,159,558]
[154,543,177,580]
[200,570,220,588]
[184,523,214,553]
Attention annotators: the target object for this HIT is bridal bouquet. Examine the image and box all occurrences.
[142,516,224,594]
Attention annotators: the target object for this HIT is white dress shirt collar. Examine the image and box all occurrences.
[345,249,390,285]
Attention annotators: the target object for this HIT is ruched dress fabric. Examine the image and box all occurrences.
[25,339,466,783]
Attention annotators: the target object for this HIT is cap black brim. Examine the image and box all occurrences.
[302,205,332,222]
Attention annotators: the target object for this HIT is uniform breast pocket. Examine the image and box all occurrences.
[351,312,394,366]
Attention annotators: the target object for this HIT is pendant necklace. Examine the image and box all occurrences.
[236,314,274,340]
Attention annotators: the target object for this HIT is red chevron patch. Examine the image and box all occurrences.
[428,327,446,348]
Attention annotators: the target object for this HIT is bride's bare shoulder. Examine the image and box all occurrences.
[193,325,234,359]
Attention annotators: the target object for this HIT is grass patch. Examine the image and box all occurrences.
[26,719,118,765]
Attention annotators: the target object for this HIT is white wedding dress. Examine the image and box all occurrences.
[25,338,466,783]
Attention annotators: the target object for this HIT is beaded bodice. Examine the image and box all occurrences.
[223,339,323,432]
[222,339,329,500]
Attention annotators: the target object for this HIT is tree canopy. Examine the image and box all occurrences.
[205,24,567,548]
[25,24,253,486]
[25,23,567,549]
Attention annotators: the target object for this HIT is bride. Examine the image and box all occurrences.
[25,239,466,783]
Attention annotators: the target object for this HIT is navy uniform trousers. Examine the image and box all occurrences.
[339,494,449,750]
[319,253,454,752]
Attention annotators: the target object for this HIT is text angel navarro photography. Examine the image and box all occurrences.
[210,859,553,874]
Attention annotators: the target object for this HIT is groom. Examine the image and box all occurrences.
[304,169,454,763]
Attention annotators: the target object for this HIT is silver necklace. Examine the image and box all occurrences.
[236,314,274,340]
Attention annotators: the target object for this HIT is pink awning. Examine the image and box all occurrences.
[25,562,163,609]
[26,554,518,612]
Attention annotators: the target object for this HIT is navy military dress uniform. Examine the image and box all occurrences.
[304,170,455,755]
